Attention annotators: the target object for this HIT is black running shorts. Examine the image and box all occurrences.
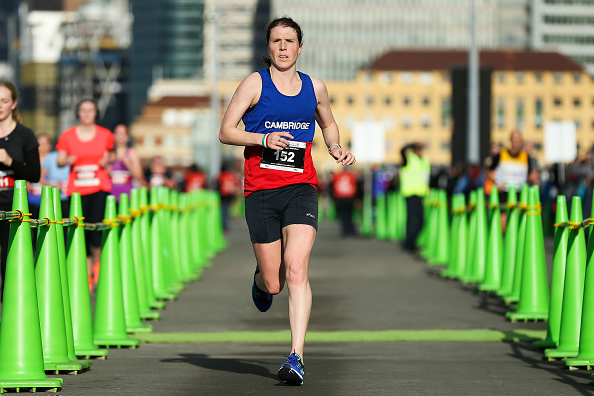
[245,184,318,244]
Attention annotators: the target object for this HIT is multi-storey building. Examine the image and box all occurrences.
[312,50,593,169]
[531,0,594,76]
[271,0,531,81]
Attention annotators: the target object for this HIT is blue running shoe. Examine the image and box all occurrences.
[278,352,304,385]
[252,266,273,312]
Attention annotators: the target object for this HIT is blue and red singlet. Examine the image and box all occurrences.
[242,69,319,196]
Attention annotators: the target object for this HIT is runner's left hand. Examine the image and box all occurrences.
[330,147,356,166]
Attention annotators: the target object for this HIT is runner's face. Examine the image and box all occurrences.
[267,26,302,70]
[78,101,97,126]
[0,87,16,123]
[114,125,129,145]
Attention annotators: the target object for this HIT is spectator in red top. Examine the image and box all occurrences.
[330,167,359,237]
[216,163,241,233]
[56,99,114,291]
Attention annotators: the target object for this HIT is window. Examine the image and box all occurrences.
[535,99,543,128]
[573,73,581,83]
[496,98,505,128]
[403,97,411,106]
[554,98,562,107]
[535,73,543,83]
[347,97,354,106]
[366,96,373,105]
[554,73,563,83]
[441,98,450,127]
[422,97,430,106]
[399,72,414,84]
[516,72,524,84]
[421,115,431,128]
[420,72,433,85]
[497,72,505,83]
[516,98,524,129]
[385,97,392,106]
[574,98,581,107]
[402,115,412,129]
[379,72,392,85]
[575,119,581,129]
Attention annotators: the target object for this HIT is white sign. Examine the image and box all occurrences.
[351,121,386,163]
[544,121,577,164]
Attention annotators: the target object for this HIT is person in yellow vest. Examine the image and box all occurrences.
[488,129,536,232]
[400,142,430,252]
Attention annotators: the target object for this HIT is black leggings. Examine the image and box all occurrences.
[80,190,109,252]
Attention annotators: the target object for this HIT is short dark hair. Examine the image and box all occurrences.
[262,16,303,67]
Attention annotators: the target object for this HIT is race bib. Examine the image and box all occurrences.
[30,182,43,196]
[260,141,306,173]
[111,170,131,185]
[73,165,100,187]
[0,170,15,190]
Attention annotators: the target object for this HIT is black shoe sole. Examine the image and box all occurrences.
[278,365,303,385]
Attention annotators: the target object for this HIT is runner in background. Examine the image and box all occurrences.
[219,16,356,385]
[330,167,358,237]
[144,155,176,190]
[28,133,51,220]
[184,163,207,192]
[0,81,41,300]
[216,162,241,233]
[110,124,145,201]
[56,98,114,291]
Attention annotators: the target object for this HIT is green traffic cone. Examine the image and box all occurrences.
[129,189,160,320]
[446,194,468,279]
[199,190,216,261]
[464,189,487,283]
[150,188,176,301]
[65,193,108,359]
[178,194,199,282]
[431,190,449,266]
[417,194,430,252]
[0,180,63,392]
[496,187,518,298]
[93,195,139,348]
[565,192,594,369]
[212,191,227,251]
[507,186,549,322]
[52,188,92,372]
[157,187,183,296]
[139,187,166,309]
[423,191,439,261]
[461,191,477,283]
[118,193,152,334]
[503,185,529,305]
[396,192,407,241]
[533,195,568,349]
[479,188,504,292]
[186,192,204,273]
[375,193,387,240]
[35,186,85,374]
[169,190,185,283]
[387,192,398,241]
[441,194,460,278]
[545,195,586,360]
[360,185,373,237]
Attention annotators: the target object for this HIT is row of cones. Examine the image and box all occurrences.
[419,185,550,323]
[417,184,594,379]
[0,181,226,392]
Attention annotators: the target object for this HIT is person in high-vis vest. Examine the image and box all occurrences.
[400,142,430,252]
[488,129,535,232]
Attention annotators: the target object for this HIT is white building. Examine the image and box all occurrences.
[531,0,594,75]
[271,0,531,80]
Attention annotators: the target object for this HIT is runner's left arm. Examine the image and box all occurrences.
[312,77,355,166]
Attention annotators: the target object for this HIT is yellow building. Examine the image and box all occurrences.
[134,50,593,176]
[319,50,594,168]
